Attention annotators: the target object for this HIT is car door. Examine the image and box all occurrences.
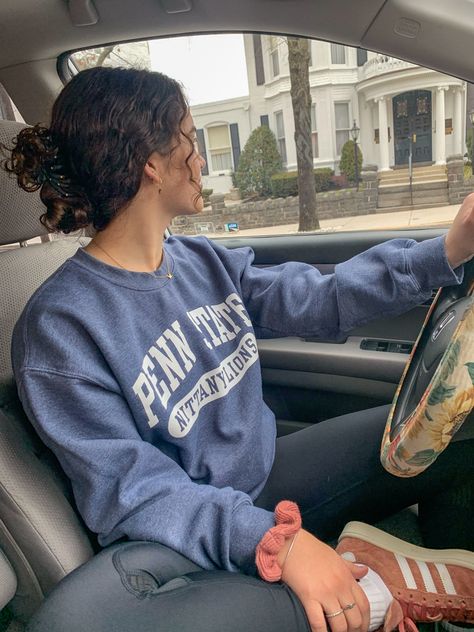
[215,229,443,435]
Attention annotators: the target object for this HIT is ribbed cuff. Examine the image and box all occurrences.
[405,235,464,292]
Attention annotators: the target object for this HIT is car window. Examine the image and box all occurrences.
[69,34,474,239]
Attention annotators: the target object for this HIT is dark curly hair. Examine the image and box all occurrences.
[1,66,193,233]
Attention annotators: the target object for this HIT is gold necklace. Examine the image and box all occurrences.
[90,241,173,280]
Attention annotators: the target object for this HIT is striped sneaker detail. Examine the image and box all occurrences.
[434,563,457,596]
[416,560,437,593]
[395,554,457,595]
[395,553,417,589]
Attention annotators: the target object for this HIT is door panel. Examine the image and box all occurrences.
[213,228,445,433]
[393,90,432,166]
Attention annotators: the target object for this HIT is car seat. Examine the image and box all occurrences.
[0,120,95,623]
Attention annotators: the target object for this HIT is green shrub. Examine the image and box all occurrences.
[314,168,334,192]
[270,168,334,198]
[339,139,363,184]
[235,126,282,197]
[270,172,299,197]
[202,188,213,206]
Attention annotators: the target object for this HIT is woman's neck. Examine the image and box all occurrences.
[84,191,172,273]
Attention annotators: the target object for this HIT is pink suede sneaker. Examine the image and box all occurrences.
[336,522,474,632]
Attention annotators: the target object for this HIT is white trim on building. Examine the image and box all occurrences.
[191,36,467,194]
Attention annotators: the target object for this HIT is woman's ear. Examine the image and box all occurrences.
[143,152,163,185]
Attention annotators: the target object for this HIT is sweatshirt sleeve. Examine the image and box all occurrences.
[16,369,275,574]
[207,235,463,339]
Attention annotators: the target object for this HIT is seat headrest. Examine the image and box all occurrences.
[0,120,50,246]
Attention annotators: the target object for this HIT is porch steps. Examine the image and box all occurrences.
[378,165,447,185]
[377,165,448,210]
[375,201,450,214]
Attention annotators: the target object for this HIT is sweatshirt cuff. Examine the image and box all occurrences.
[405,235,464,292]
[229,502,275,574]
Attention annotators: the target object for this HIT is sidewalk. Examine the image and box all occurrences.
[214,203,460,237]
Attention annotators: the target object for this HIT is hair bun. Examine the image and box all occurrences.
[2,124,57,192]
[2,124,93,234]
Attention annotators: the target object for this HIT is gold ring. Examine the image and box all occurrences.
[343,602,356,611]
[325,609,345,619]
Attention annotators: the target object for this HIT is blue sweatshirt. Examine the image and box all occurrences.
[11,234,461,573]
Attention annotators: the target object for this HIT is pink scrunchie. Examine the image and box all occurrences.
[255,500,302,582]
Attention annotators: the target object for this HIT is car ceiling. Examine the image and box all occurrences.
[1,0,474,122]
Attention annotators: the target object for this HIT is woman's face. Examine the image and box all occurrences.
[161,112,206,216]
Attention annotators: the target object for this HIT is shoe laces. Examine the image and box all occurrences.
[398,597,471,631]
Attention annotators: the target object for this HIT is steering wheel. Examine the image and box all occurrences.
[381,258,474,477]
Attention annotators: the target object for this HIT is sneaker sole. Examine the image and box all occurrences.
[338,521,474,570]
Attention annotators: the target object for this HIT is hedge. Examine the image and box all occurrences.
[270,168,334,198]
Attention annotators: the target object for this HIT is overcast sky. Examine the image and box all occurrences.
[148,34,249,106]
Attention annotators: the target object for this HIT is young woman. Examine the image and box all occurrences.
[4,67,474,632]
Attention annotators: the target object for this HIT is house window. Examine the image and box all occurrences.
[331,43,346,65]
[357,48,368,67]
[207,124,233,172]
[335,102,350,155]
[270,36,280,77]
[311,103,319,158]
[275,111,287,164]
[253,34,265,86]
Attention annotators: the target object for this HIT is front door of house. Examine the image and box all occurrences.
[393,90,432,166]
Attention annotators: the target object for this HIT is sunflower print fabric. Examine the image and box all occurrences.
[381,297,474,477]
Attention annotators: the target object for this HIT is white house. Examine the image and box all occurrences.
[191,35,467,194]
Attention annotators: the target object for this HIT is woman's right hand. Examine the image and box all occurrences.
[278,529,370,632]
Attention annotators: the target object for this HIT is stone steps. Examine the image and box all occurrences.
[377,166,449,209]
[379,175,447,186]
[375,202,450,214]
[378,194,449,209]
[378,165,447,187]
[378,192,449,209]
[378,180,448,194]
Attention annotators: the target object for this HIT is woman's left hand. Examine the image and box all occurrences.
[445,192,474,268]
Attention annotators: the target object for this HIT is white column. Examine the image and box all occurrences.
[377,97,390,171]
[453,88,463,156]
[435,86,448,165]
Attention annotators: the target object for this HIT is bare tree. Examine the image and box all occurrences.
[72,42,150,70]
[287,37,320,231]
[95,45,115,67]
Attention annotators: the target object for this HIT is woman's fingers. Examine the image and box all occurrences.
[351,579,370,632]
[322,600,348,632]
[340,595,363,632]
[305,600,328,632]
[343,558,368,580]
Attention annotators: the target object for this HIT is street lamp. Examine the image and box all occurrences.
[350,119,360,190]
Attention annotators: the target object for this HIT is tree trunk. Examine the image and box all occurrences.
[287,38,320,231]
[95,46,115,67]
